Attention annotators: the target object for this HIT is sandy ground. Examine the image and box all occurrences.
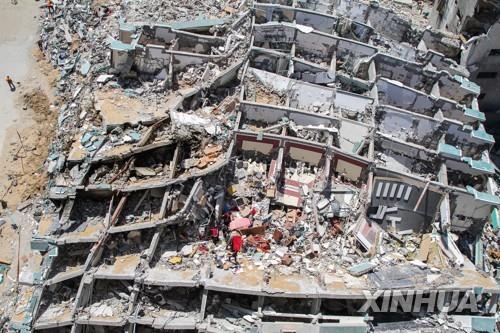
[0,0,59,209]
[0,1,58,323]
[0,0,40,158]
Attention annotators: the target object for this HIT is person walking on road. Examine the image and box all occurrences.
[5,76,15,91]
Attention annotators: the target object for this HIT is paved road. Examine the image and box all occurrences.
[0,0,40,154]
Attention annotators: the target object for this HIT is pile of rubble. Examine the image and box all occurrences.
[3,0,499,332]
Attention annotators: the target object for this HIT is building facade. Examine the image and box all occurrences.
[431,0,500,150]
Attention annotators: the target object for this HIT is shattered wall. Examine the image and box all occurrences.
[370,177,442,232]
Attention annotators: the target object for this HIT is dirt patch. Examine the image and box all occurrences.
[255,84,285,106]
[0,46,59,210]
[23,89,52,124]
[33,48,59,88]
[0,88,57,208]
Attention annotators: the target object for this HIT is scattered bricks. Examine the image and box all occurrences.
[240,225,266,236]
[197,145,222,169]
[246,235,270,252]
[281,254,293,266]
[285,209,299,228]
[272,229,283,242]
[282,235,296,247]
[331,218,343,235]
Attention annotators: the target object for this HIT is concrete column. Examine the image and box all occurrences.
[70,323,80,333]
[330,50,336,76]
[159,188,171,218]
[200,289,209,320]
[311,298,321,314]
[110,195,128,226]
[367,134,375,199]
[257,295,265,313]
[169,143,181,179]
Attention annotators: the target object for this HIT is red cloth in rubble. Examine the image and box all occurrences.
[231,235,243,252]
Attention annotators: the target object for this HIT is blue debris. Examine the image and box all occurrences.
[80,59,91,76]
[81,132,94,145]
[348,262,376,277]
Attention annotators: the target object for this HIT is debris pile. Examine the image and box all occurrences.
[3,0,499,332]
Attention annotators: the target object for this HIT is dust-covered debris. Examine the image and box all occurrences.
[2,0,499,332]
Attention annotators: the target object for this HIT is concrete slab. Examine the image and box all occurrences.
[94,254,141,279]
[205,265,264,294]
[143,267,200,287]
[95,89,167,129]
[35,302,74,329]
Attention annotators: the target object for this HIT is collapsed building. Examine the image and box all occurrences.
[9,0,500,332]
[430,0,500,113]
[430,0,500,164]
